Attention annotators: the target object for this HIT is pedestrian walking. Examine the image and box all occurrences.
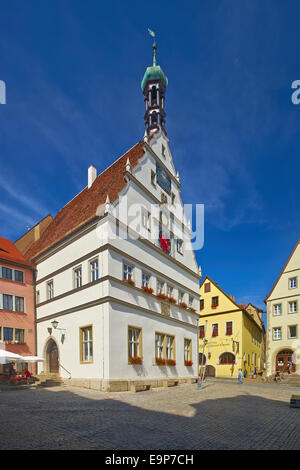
[238,368,243,384]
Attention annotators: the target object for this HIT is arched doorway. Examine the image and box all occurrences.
[206,365,216,377]
[46,339,59,373]
[276,349,295,373]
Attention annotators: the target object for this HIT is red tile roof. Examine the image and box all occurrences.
[0,237,32,267]
[25,141,145,261]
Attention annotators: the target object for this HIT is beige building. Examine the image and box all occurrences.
[265,239,300,376]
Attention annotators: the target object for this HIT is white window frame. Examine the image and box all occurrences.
[73,266,82,289]
[273,327,282,341]
[166,335,174,360]
[155,333,164,359]
[273,304,282,316]
[123,263,134,281]
[128,327,141,358]
[90,258,99,282]
[142,272,150,288]
[157,279,165,295]
[47,280,54,300]
[289,277,297,289]
[288,301,297,313]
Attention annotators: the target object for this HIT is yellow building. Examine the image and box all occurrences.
[199,276,265,378]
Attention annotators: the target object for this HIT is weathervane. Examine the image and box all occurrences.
[148,28,157,67]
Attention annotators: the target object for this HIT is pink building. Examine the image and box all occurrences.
[0,237,36,373]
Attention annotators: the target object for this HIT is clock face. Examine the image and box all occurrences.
[159,231,170,254]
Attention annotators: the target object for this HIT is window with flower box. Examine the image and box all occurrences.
[184,339,192,366]
[212,323,218,337]
[128,326,142,364]
[226,321,233,336]
[200,299,204,311]
[199,325,205,339]
[123,263,134,285]
[155,333,176,365]
[211,296,219,308]
[219,352,235,364]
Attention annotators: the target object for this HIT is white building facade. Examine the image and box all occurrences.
[265,239,300,376]
[27,44,201,391]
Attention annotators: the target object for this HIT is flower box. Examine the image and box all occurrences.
[142,286,153,295]
[200,306,204,310]
[168,297,177,304]
[226,331,232,336]
[211,304,218,308]
[155,357,166,366]
[123,278,135,286]
[179,302,188,309]
[166,359,176,366]
[156,293,168,300]
[129,356,143,365]
[185,360,193,367]
[189,307,196,313]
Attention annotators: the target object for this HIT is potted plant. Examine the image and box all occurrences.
[156,293,168,300]
[129,356,143,365]
[142,286,153,294]
[179,302,188,309]
[123,278,135,286]
[184,360,193,367]
[168,297,177,304]
[155,357,166,366]
[166,359,176,366]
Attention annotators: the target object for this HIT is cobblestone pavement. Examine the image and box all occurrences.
[0,381,299,450]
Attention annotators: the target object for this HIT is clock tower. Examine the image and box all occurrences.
[141,38,168,137]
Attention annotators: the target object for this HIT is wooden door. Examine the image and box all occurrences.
[47,341,59,373]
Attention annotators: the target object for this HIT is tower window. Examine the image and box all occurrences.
[151,86,157,105]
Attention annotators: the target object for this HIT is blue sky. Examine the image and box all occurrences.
[1,0,300,319]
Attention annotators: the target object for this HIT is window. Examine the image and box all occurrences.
[212,323,218,337]
[15,296,24,313]
[178,291,185,304]
[204,282,211,293]
[141,209,151,232]
[2,267,12,280]
[162,144,166,158]
[74,267,82,289]
[128,327,142,359]
[47,281,54,300]
[166,335,174,360]
[90,259,99,281]
[14,270,24,283]
[226,321,233,336]
[176,239,183,255]
[219,352,235,364]
[157,280,165,295]
[171,192,176,205]
[288,325,297,339]
[15,328,25,343]
[189,296,194,308]
[184,339,192,362]
[200,299,204,310]
[155,333,164,359]
[273,327,281,340]
[212,296,219,307]
[199,325,205,339]
[288,301,297,313]
[123,263,133,281]
[3,294,13,311]
[167,285,173,298]
[289,277,297,289]
[151,170,156,186]
[142,272,150,288]
[80,326,93,363]
[273,304,282,316]
[3,327,13,341]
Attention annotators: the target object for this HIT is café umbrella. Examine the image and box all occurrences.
[21,356,44,363]
[0,349,23,364]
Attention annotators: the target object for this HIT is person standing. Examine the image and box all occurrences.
[238,368,243,384]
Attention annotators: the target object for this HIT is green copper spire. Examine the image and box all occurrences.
[141,29,168,92]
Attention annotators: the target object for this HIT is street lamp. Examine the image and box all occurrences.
[51,320,59,329]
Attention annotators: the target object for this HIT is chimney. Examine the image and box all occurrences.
[88,165,97,188]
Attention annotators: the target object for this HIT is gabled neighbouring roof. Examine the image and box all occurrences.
[25,141,145,261]
[264,238,300,303]
[0,237,32,267]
